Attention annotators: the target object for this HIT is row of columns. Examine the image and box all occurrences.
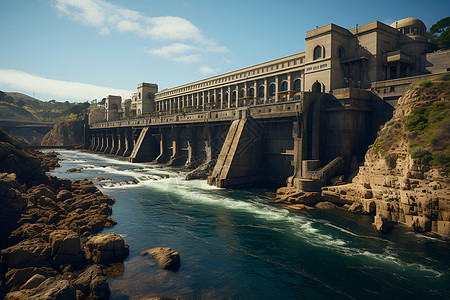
[156,74,299,114]
[88,126,215,167]
[89,129,136,157]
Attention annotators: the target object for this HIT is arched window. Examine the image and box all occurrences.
[232,91,237,100]
[281,81,288,91]
[294,79,301,91]
[240,88,245,98]
[312,81,322,93]
[218,93,222,101]
[313,46,322,60]
[269,84,276,96]
[258,86,265,98]
[211,94,215,102]
[249,88,255,97]
[147,93,154,100]
[225,92,229,100]
[111,104,118,110]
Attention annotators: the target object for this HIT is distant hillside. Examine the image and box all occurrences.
[0,103,36,121]
[0,91,88,122]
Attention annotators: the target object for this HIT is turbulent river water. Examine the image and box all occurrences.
[46,150,450,299]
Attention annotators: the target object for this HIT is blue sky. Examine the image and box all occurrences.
[0,0,448,102]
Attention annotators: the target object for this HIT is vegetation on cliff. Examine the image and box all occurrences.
[374,73,450,173]
[0,91,89,122]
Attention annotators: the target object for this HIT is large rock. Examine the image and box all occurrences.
[4,276,76,300]
[315,201,339,209]
[1,238,51,269]
[140,247,181,271]
[73,265,110,300]
[373,214,395,233]
[49,230,85,267]
[5,267,58,291]
[19,274,46,290]
[84,233,129,264]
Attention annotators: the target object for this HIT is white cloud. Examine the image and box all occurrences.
[173,54,201,63]
[0,69,133,101]
[54,0,228,62]
[199,66,219,75]
[146,43,197,58]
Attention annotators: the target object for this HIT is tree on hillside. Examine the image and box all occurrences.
[429,17,450,49]
[0,91,5,102]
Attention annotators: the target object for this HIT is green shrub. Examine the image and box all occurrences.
[440,72,450,81]
[411,80,432,88]
[411,148,430,158]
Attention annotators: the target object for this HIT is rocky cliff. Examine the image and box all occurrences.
[41,118,85,147]
[322,80,450,239]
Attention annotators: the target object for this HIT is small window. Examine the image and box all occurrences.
[239,88,245,98]
[249,88,255,97]
[281,81,288,91]
[313,46,322,60]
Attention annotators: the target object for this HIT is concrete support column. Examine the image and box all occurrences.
[227,86,231,109]
[220,88,224,109]
[287,73,292,100]
[244,82,248,106]
[254,80,257,105]
[202,91,206,111]
[178,97,181,113]
[123,129,133,157]
[275,75,279,102]
[264,78,268,104]
[214,89,217,109]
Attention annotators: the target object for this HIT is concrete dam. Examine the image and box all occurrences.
[88,88,385,191]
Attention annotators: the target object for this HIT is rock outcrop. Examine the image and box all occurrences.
[84,233,129,264]
[321,84,450,238]
[141,247,181,271]
[0,129,128,298]
[41,118,85,147]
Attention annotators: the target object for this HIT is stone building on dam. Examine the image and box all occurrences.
[88,17,450,191]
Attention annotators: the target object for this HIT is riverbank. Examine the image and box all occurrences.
[0,129,129,299]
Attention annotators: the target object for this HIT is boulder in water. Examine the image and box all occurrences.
[140,247,180,271]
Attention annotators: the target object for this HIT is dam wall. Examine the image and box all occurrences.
[88,89,382,190]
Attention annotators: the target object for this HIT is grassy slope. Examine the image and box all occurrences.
[0,103,36,121]
[1,92,77,122]
[374,74,450,172]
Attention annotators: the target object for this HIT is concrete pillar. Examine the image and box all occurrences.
[123,129,133,157]
[207,117,264,188]
[202,91,206,111]
[99,131,107,152]
[264,78,268,104]
[178,97,181,113]
[275,75,279,102]
[115,129,125,156]
[254,80,257,105]
[214,89,217,109]
[109,131,117,154]
[287,73,292,100]
[227,86,231,108]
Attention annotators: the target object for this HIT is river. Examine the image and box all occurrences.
[46,150,450,299]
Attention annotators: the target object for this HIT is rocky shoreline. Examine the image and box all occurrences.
[276,85,450,240]
[0,129,129,299]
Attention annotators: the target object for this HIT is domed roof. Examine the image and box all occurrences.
[390,17,426,29]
